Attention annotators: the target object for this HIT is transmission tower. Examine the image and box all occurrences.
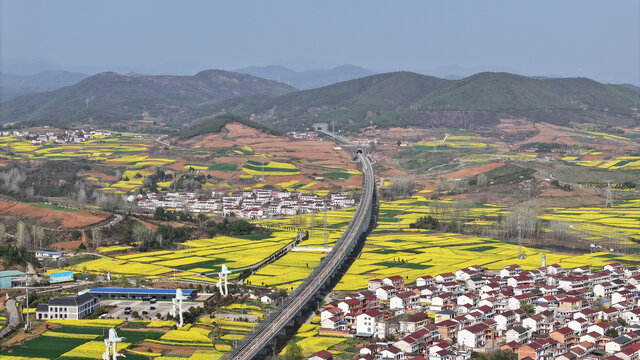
[605,180,613,208]
[323,201,328,248]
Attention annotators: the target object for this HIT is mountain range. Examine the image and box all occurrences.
[190,71,640,131]
[0,70,294,127]
[234,64,375,90]
[0,70,88,102]
[1,70,638,132]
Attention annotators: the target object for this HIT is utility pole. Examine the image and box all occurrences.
[24,276,30,331]
[605,180,613,208]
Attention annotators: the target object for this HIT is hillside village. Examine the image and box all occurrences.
[305,260,640,360]
[133,188,356,219]
[1,128,114,144]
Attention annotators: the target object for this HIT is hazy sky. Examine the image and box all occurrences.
[2,0,639,84]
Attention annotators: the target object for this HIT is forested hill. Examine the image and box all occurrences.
[2,70,638,132]
[195,71,640,131]
[0,70,296,127]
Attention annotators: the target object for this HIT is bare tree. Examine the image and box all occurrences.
[0,168,26,192]
[476,173,489,187]
[133,223,154,248]
[389,176,415,198]
[0,223,6,244]
[91,228,102,249]
[32,225,45,249]
[16,220,29,249]
[505,203,540,239]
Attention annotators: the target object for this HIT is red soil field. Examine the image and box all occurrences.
[0,201,109,229]
[438,162,505,179]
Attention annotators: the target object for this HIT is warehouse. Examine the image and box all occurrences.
[87,287,197,300]
[0,270,25,288]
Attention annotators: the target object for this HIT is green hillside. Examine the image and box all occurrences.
[0,70,295,127]
[177,115,283,139]
[196,72,640,131]
[2,70,638,132]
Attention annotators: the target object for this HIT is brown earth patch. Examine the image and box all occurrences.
[49,240,83,252]
[136,218,159,231]
[438,162,505,179]
[0,201,110,229]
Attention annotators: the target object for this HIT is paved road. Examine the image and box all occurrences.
[227,139,376,359]
[0,299,21,338]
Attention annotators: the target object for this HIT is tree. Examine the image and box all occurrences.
[476,173,489,187]
[410,215,439,230]
[605,328,619,338]
[16,220,29,249]
[284,343,303,360]
[520,301,534,314]
[0,223,6,244]
[133,223,154,248]
[32,225,45,249]
[91,228,102,249]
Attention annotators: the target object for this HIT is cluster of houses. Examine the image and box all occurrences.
[1,129,112,145]
[314,261,640,360]
[287,131,321,140]
[134,189,356,219]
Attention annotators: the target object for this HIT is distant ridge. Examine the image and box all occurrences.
[0,69,295,127]
[234,64,375,90]
[0,70,87,102]
[1,70,638,132]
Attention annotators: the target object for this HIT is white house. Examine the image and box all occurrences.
[457,323,488,348]
[356,310,384,337]
[36,293,99,320]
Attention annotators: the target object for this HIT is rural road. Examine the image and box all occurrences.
[0,299,21,338]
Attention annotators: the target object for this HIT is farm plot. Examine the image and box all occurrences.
[0,133,152,162]
[539,200,640,244]
[68,230,298,280]
[334,231,636,291]
[242,160,300,176]
[0,322,162,360]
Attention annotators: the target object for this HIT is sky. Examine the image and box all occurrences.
[2,0,639,84]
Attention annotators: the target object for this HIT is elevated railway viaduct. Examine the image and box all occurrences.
[225,132,378,359]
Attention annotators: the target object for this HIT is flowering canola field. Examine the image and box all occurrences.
[68,230,298,282]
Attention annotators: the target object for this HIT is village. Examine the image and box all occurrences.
[1,128,114,145]
[133,188,356,219]
[300,258,640,360]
